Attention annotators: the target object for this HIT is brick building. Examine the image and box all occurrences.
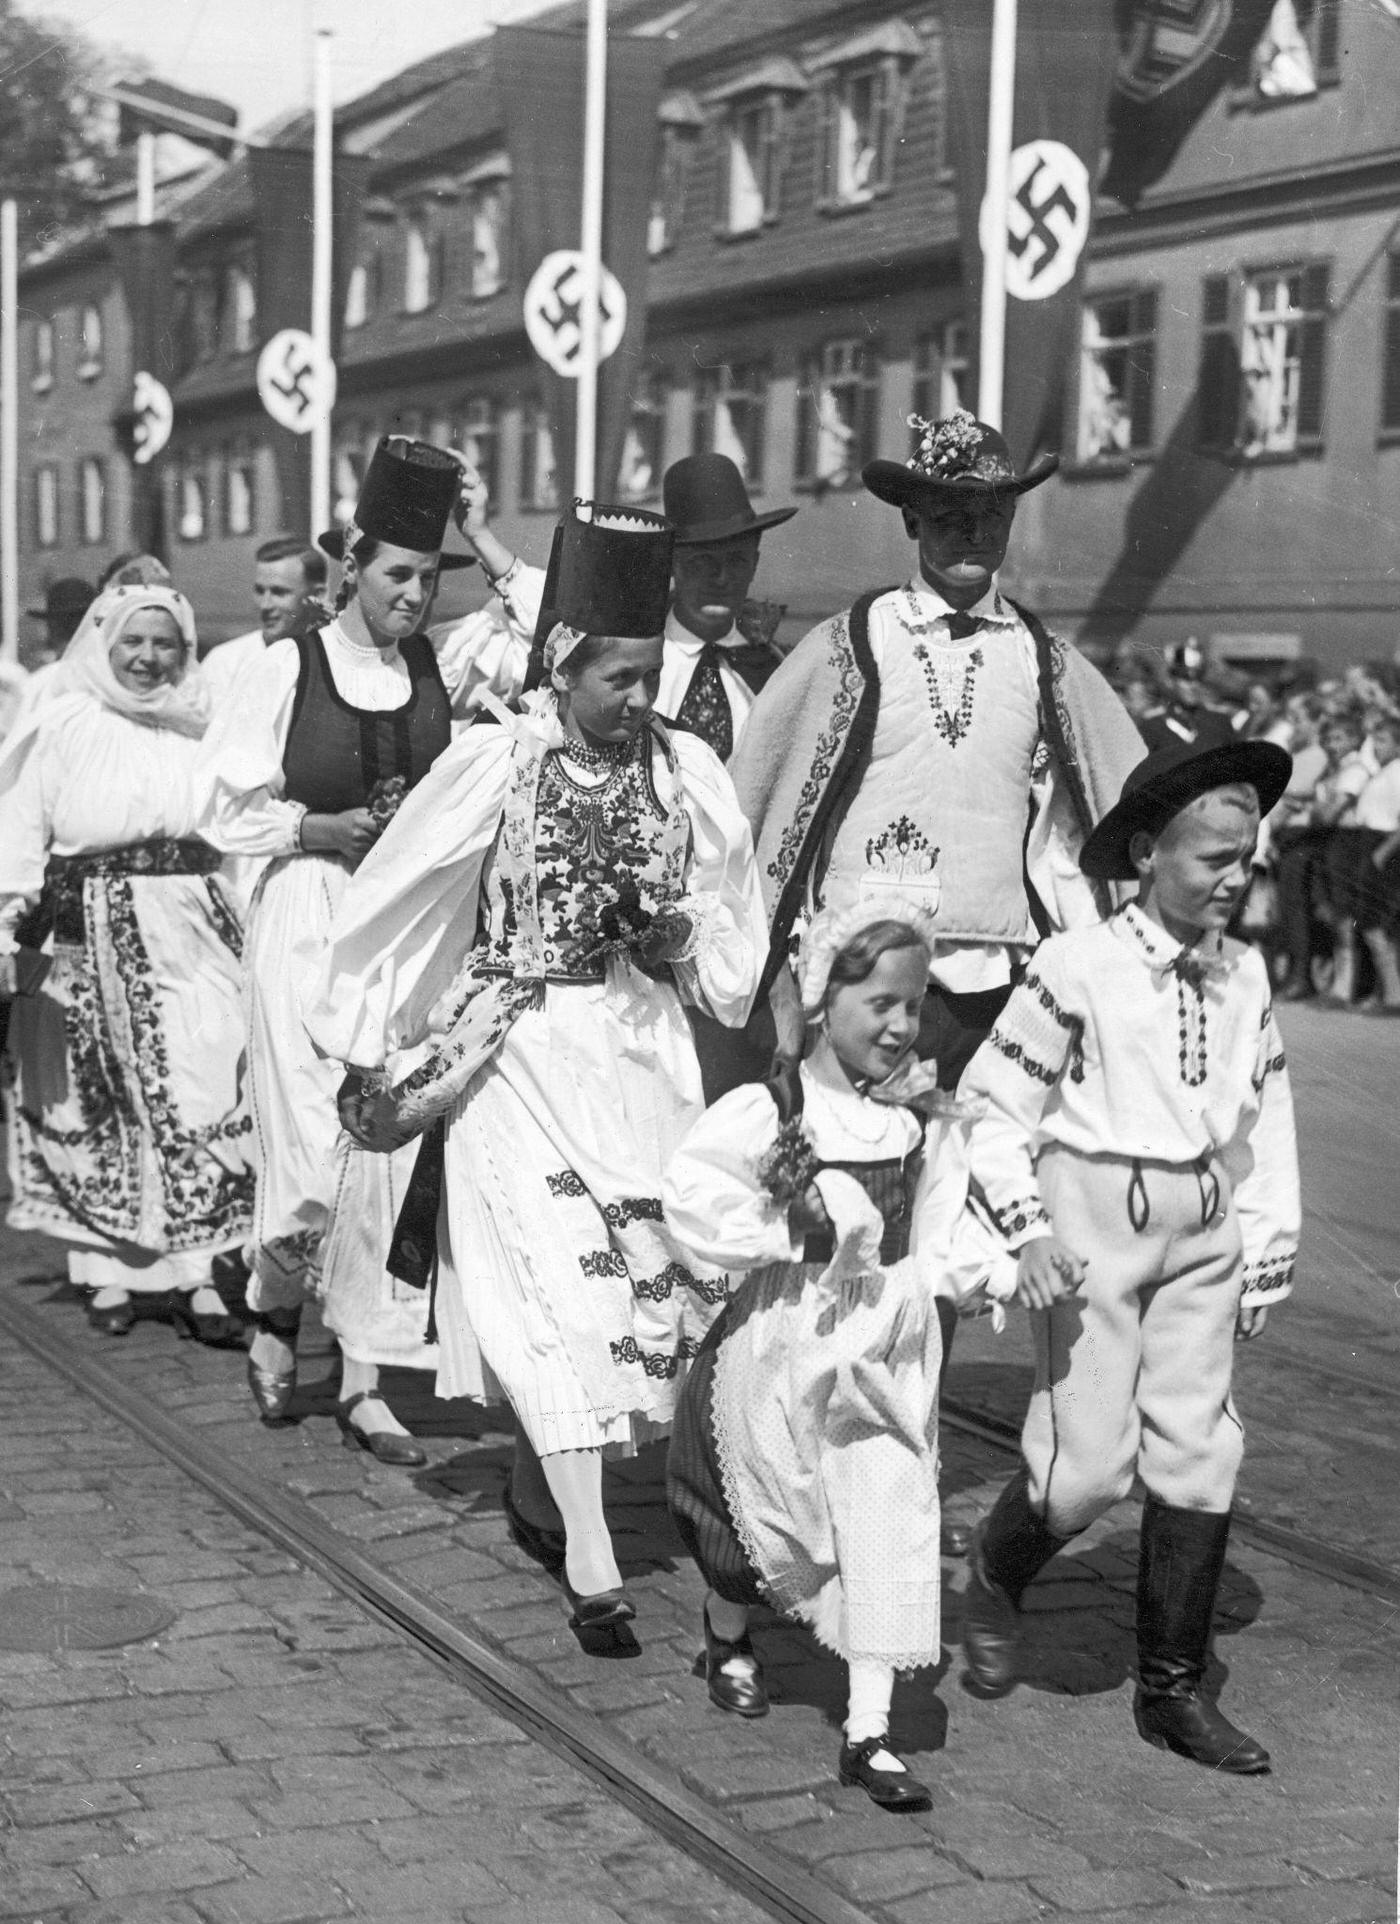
[13,0,1400,674]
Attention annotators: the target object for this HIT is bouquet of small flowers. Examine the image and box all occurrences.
[366,774,409,835]
[572,873,691,971]
[754,1117,822,1209]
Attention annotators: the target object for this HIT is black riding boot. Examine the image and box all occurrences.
[961,1468,1075,1694]
[1133,1493,1270,1775]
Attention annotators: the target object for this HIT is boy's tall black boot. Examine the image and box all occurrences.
[961,1469,1074,1695]
[1133,1493,1270,1774]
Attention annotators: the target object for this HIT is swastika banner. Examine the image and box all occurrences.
[943,0,1119,470]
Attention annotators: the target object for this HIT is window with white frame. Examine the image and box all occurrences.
[404,217,443,313]
[816,60,903,207]
[796,340,880,488]
[77,305,104,381]
[1197,263,1329,457]
[34,465,59,547]
[1077,289,1157,463]
[224,266,257,354]
[520,398,559,511]
[721,95,783,235]
[32,319,54,393]
[178,458,208,542]
[225,446,257,537]
[692,362,767,487]
[1249,0,1341,99]
[77,457,105,545]
[467,180,509,299]
[910,322,969,448]
[619,369,669,501]
[451,397,498,498]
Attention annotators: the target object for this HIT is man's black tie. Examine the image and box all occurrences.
[674,643,734,761]
[944,610,982,641]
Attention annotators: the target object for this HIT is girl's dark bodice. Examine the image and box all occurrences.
[282,629,451,814]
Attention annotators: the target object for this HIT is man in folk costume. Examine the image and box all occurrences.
[729,410,1145,1551]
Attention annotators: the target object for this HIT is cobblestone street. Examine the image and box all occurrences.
[0,1008,1395,1924]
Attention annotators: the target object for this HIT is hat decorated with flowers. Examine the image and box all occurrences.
[862,409,1059,509]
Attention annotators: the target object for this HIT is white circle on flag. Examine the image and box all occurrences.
[131,371,173,466]
[524,250,627,379]
[979,139,1092,302]
[257,328,336,435]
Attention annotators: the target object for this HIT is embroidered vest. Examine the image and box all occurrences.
[766,1073,925,1266]
[282,630,451,814]
[476,738,678,983]
[820,614,1040,945]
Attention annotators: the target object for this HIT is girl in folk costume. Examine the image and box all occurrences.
[200,438,540,1454]
[664,901,1014,1812]
[306,502,767,1636]
[0,587,253,1337]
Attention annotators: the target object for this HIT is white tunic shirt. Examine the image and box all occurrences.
[658,608,757,750]
[960,903,1300,1304]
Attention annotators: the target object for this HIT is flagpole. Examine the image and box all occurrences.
[574,0,606,501]
[979,0,1017,430]
[0,199,17,664]
[136,131,157,226]
[310,29,333,539]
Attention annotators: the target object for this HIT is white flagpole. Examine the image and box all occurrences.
[1,199,16,664]
[310,29,334,539]
[979,0,1017,430]
[136,131,157,226]
[574,0,606,501]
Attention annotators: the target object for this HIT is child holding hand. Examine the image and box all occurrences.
[959,737,1300,1776]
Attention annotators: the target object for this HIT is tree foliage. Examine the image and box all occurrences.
[0,2,121,247]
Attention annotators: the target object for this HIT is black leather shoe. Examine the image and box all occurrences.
[1134,1682,1271,1774]
[168,1294,243,1349]
[703,1607,769,1718]
[838,1737,932,1812]
[961,1525,1021,1695]
[501,1475,567,1573]
[246,1306,302,1422]
[560,1574,636,1632]
[336,1391,427,1466]
[87,1296,135,1337]
[940,1519,972,1558]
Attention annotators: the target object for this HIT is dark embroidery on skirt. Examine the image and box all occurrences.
[609,1333,701,1378]
[632,1261,727,1306]
[579,1249,628,1279]
[547,1169,588,1198]
[602,1195,664,1229]
[203,877,244,962]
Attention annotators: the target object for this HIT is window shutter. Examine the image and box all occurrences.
[763,97,782,221]
[1129,288,1157,451]
[1197,273,1239,452]
[796,358,815,481]
[713,116,731,233]
[1296,262,1329,445]
[871,61,893,193]
[813,77,835,208]
[1313,0,1341,79]
[1383,257,1400,433]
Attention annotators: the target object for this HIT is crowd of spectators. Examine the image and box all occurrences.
[1112,645,1400,1013]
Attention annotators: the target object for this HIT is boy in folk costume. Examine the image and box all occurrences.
[959,737,1301,1775]
[729,409,1144,1549]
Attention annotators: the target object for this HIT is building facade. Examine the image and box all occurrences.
[13,0,1400,675]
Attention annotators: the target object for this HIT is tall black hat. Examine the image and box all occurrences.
[525,499,675,687]
[1080,737,1293,882]
[317,437,476,570]
[863,409,1058,510]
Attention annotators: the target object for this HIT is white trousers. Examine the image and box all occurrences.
[1023,1146,1246,1536]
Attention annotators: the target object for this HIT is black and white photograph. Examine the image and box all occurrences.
[0,1,1393,1919]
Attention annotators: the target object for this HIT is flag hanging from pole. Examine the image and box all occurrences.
[943,0,1119,469]
[114,78,240,157]
[493,25,665,501]
[249,143,369,531]
[108,221,179,556]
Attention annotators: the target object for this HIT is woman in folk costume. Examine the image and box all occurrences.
[306,502,767,1636]
[0,586,253,1338]
[664,900,1013,1812]
[200,438,541,1455]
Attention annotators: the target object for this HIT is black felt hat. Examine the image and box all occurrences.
[27,576,95,623]
[863,410,1058,510]
[317,437,477,571]
[524,500,675,689]
[1080,737,1293,882]
[663,453,796,545]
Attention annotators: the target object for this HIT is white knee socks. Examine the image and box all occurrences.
[540,1446,621,1597]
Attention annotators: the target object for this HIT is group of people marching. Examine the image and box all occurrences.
[0,411,1300,1811]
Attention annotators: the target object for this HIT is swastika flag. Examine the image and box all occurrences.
[943,0,1119,470]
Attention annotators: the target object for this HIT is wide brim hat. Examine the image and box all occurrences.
[28,576,95,620]
[863,409,1058,509]
[663,452,797,545]
[317,436,477,570]
[524,499,675,689]
[1080,737,1293,882]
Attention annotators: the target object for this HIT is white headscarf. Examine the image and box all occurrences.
[51,585,210,739]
